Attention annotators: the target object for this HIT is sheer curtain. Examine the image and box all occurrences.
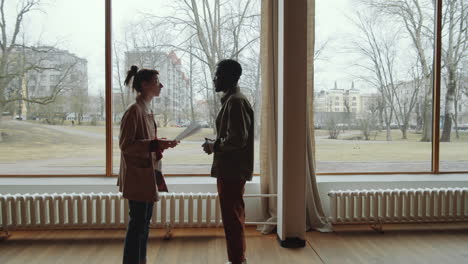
[259,0,331,234]
[306,0,332,232]
[259,0,278,235]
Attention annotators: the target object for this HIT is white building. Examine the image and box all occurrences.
[5,46,88,120]
[314,81,371,116]
[124,50,190,125]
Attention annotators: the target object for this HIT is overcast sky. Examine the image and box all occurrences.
[6,0,421,96]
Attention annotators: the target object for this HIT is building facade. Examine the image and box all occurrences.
[5,46,88,120]
[123,50,190,126]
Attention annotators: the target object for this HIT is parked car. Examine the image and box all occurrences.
[456,124,468,131]
[197,120,210,128]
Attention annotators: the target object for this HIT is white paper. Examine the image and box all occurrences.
[173,122,202,141]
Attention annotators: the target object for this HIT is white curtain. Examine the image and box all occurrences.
[259,0,278,235]
[259,0,331,234]
[305,0,332,232]
[306,0,332,232]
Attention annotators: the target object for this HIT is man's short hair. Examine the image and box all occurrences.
[216,59,242,83]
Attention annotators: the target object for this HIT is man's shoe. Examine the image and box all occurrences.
[225,259,247,264]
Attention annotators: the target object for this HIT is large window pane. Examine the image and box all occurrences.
[112,0,261,175]
[314,0,434,173]
[439,0,468,171]
[0,0,105,175]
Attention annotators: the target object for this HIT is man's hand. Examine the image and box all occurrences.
[158,138,179,150]
[202,138,215,155]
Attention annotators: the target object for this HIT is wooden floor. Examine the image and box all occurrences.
[1,225,468,264]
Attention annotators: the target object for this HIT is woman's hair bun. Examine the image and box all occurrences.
[124,65,139,87]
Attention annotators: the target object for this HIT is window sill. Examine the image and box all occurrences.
[0,174,467,186]
[317,173,468,183]
[0,176,260,186]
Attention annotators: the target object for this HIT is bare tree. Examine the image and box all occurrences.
[113,41,131,114]
[326,117,341,139]
[360,94,383,140]
[116,21,180,126]
[352,12,400,141]
[439,0,468,141]
[365,0,434,142]
[70,72,89,125]
[5,45,80,117]
[366,0,468,142]
[367,93,385,131]
[144,0,260,129]
[0,0,78,130]
[391,63,423,139]
[188,40,196,121]
[0,1,41,116]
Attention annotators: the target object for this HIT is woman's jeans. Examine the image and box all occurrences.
[123,200,154,264]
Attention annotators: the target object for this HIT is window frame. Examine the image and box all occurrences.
[316,0,468,176]
[0,0,465,177]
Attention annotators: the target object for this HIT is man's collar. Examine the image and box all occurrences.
[220,85,240,104]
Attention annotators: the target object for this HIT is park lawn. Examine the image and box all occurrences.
[313,129,331,137]
[111,142,214,166]
[0,121,104,162]
[1,121,466,164]
[316,139,468,162]
[65,125,216,141]
[333,128,468,142]
[315,140,432,162]
[439,141,468,161]
[366,130,423,142]
[68,125,107,135]
[0,143,103,163]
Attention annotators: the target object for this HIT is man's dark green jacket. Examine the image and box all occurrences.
[211,86,254,182]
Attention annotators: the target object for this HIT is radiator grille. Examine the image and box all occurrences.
[328,188,468,224]
[0,192,221,231]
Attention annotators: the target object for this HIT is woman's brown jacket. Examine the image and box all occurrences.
[117,99,160,202]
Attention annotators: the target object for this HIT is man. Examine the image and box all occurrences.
[202,59,254,264]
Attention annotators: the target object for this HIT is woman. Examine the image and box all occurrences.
[118,65,178,264]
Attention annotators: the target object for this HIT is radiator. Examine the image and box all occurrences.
[0,192,225,231]
[328,188,468,224]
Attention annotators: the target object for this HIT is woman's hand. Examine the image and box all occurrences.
[158,138,179,150]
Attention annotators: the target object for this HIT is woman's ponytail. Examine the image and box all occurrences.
[123,65,159,93]
[124,65,139,91]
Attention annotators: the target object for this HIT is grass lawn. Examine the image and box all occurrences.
[315,140,432,162]
[68,125,217,141]
[1,121,466,166]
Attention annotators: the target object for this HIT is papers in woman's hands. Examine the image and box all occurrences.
[173,122,202,141]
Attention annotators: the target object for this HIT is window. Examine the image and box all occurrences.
[314,0,435,173]
[0,0,105,175]
[0,0,260,177]
[439,0,468,172]
[111,0,261,175]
